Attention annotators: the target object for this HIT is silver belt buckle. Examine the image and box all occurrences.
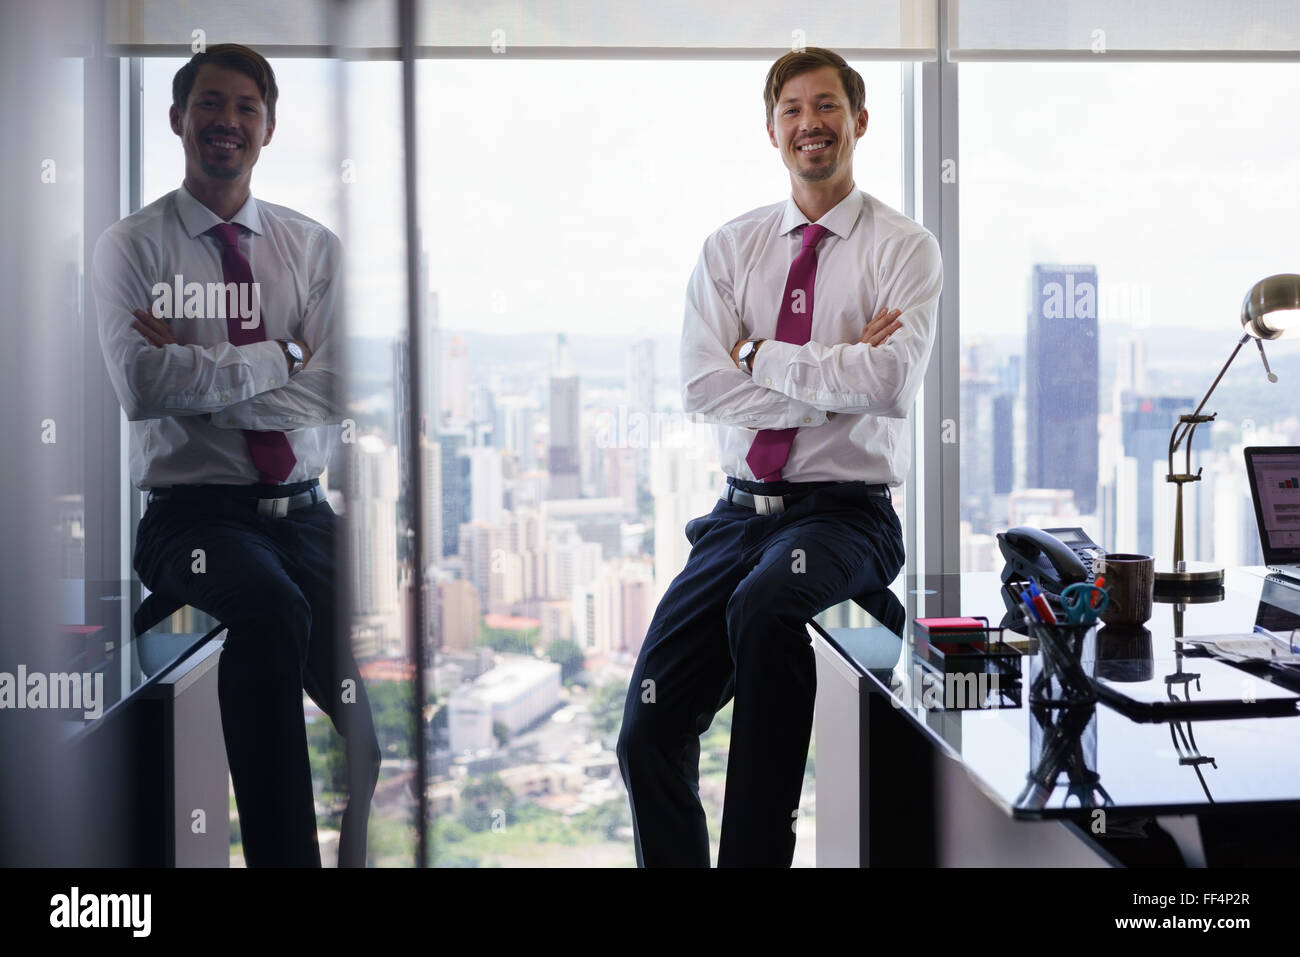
[754,493,785,515]
[258,496,290,518]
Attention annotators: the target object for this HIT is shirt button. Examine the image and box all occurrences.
[803,417,812,424]
[764,377,773,386]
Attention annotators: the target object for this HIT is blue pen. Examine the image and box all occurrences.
[1021,593,1044,623]
[1026,579,1058,624]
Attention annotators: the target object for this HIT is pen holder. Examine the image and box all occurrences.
[1019,700,1105,810]
[1026,620,1098,707]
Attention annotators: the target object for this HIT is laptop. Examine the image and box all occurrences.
[1244,447,1300,585]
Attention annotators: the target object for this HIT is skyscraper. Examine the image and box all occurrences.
[1121,392,1194,556]
[458,521,497,616]
[960,346,997,533]
[438,579,480,651]
[626,337,656,487]
[993,355,1020,496]
[344,434,401,647]
[392,336,410,493]
[651,431,720,599]
[548,334,582,500]
[466,446,504,527]
[494,395,539,470]
[1026,264,1099,514]
[439,430,471,558]
[420,438,443,575]
[992,393,1016,495]
[421,287,441,437]
[443,334,471,425]
[626,337,655,414]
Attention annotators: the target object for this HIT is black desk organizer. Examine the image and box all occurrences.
[912,616,1023,710]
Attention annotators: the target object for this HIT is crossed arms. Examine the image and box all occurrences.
[680,227,943,428]
[93,225,343,431]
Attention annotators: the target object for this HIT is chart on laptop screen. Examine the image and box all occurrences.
[1253,452,1300,548]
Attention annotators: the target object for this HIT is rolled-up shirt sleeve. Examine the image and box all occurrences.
[680,232,829,430]
[93,228,288,422]
[750,230,942,418]
[210,228,343,431]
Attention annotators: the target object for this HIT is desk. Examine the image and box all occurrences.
[58,581,229,866]
[810,568,1300,867]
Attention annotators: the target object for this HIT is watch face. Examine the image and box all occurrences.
[286,342,304,361]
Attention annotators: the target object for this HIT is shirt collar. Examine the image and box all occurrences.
[175,183,264,239]
[779,188,863,241]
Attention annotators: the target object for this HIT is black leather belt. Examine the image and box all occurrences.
[146,479,324,518]
[723,478,890,515]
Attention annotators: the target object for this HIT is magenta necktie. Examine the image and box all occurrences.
[745,222,830,483]
[209,223,297,484]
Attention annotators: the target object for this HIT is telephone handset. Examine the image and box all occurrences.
[997,526,1105,595]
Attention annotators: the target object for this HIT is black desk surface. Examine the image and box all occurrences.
[811,568,1300,820]
[63,580,222,737]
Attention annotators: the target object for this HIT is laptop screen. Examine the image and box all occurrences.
[1256,577,1300,632]
[1245,447,1300,563]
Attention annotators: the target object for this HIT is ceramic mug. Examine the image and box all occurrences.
[1098,553,1155,626]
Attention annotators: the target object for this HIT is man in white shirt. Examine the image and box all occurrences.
[617,48,942,867]
[94,44,379,867]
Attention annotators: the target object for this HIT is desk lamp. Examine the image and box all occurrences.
[1156,274,1300,594]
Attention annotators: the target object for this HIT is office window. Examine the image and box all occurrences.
[958,62,1300,574]
[140,56,420,866]
[415,57,904,866]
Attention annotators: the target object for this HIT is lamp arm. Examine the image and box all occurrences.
[1170,333,1250,457]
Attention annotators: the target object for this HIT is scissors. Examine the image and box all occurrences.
[1059,581,1109,624]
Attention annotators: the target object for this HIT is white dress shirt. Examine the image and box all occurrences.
[93,184,343,489]
[680,188,942,485]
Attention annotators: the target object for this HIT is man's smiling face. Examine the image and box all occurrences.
[767,65,867,191]
[170,63,274,187]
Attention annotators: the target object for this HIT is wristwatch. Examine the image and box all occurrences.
[737,338,764,375]
[278,339,305,376]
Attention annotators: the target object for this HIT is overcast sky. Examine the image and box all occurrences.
[142,56,1300,352]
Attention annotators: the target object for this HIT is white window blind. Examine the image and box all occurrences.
[950,0,1300,59]
[105,0,938,58]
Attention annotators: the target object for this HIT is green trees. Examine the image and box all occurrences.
[588,679,627,748]
[544,638,585,683]
[459,773,515,832]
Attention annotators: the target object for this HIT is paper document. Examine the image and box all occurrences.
[1181,634,1300,665]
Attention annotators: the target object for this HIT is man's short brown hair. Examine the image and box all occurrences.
[172,43,278,124]
[764,48,865,124]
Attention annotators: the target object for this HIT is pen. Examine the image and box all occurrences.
[1017,580,1043,623]
[1027,579,1058,624]
[1090,575,1106,608]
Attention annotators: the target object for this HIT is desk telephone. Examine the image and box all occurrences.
[997,526,1107,595]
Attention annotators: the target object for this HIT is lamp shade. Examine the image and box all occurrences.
[1241,273,1300,339]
